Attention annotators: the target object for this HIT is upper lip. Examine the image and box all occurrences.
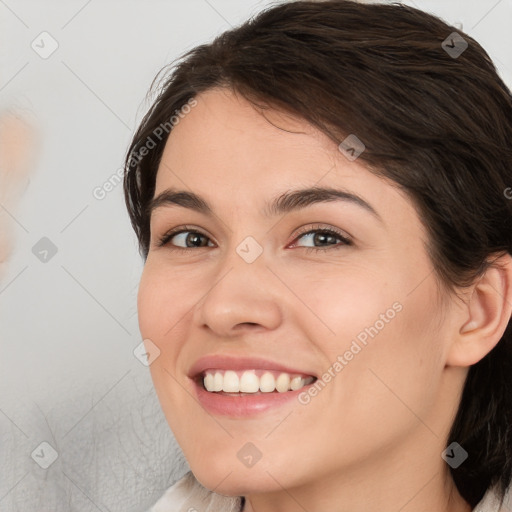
[188,354,317,379]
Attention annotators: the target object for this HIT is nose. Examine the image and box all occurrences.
[192,243,283,338]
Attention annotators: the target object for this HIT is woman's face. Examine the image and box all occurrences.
[138,87,463,497]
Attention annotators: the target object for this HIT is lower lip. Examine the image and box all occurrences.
[191,378,315,417]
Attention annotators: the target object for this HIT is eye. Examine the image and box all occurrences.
[157,223,352,253]
[290,224,352,252]
[157,225,214,251]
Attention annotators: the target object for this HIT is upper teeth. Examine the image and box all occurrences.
[203,369,315,393]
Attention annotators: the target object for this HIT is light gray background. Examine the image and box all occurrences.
[1,1,511,511]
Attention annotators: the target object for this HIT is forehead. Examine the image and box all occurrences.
[153,87,418,229]
[157,88,360,190]
[158,88,328,174]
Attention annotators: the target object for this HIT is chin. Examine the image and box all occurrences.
[188,452,287,496]
[193,467,282,497]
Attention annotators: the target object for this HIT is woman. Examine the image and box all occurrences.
[123,1,512,511]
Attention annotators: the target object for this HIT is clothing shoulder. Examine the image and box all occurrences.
[473,483,511,512]
[147,472,510,512]
[147,471,242,512]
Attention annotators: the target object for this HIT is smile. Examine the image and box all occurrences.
[188,354,318,417]
[202,369,315,394]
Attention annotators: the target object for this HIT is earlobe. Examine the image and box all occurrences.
[446,253,512,367]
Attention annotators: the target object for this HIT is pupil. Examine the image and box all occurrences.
[188,233,203,247]
[315,233,334,246]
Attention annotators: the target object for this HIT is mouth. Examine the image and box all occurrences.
[187,354,319,417]
[189,367,318,417]
[194,368,317,395]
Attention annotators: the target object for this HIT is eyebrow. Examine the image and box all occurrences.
[147,186,382,223]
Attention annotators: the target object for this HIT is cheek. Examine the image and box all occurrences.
[322,277,443,437]
[297,262,443,421]
[137,262,192,339]
[288,265,397,352]
[137,264,191,395]
[137,264,197,432]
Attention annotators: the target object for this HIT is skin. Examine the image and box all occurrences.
[137,87,512,512]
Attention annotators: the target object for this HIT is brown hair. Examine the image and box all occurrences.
[123,0,512,506]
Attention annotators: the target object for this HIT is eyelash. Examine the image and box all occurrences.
[157,224,352,253]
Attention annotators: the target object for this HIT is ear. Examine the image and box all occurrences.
[446,253,512,367]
